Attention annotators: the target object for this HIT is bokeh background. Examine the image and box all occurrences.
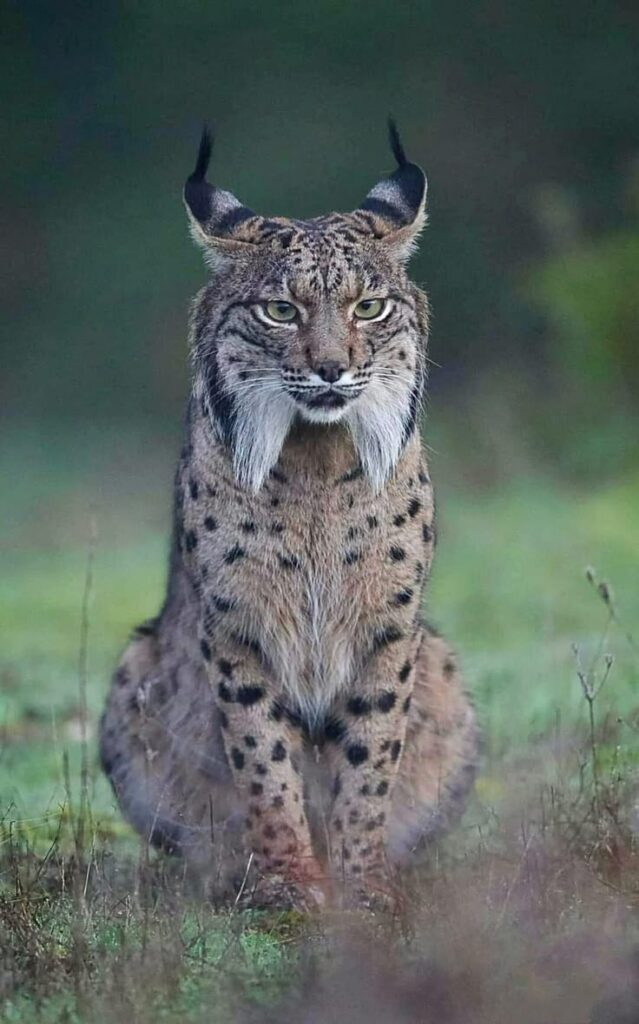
[3,0,639,815]
[2,5,639,1019]
[3,0,639,460]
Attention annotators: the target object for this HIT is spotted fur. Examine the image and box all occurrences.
[100,124,477,908]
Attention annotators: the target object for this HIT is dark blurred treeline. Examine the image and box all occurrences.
[2,1,638,472]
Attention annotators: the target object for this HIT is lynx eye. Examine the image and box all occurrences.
[353,298,386,320]
[264,300,297,323]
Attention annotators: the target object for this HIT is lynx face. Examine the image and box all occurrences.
[185,127,429,491]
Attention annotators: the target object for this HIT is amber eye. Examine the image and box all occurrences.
[353,298,386,320]
[264,300,297,323]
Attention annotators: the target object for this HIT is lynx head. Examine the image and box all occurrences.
[184,122,429,492]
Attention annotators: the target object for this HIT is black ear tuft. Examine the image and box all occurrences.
[388,117,408,168]
[190,124,213,183]
[184,125,215,226]
[357,123,427,258]
[183,124,258,250]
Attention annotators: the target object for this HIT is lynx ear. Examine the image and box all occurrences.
[357,119,427,261]
[183,126,258,254]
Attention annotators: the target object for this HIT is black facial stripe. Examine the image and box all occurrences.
[384,323,410,344]
[219,325,269,351]
[214,300,253,339]
[401,370,424,447]
[205,356,236,443]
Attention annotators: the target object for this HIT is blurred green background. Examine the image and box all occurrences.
[1,1,638,833]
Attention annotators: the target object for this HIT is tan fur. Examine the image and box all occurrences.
[100,139,477,908]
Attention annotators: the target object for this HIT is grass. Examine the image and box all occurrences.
[1,420,639,1022]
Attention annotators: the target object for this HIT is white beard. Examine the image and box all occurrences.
[205,369,418,494]
[345,372,417,491]
[232,387,296,492]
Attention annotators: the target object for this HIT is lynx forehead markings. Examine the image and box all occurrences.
[99,122,477,910]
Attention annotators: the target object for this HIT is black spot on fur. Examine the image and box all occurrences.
[443,658,456,677]
[219,710,229,729]
[240,520,256,534]
[230,630,264,662]
[270,469,288,484]
[218,659,233,677]
[278,554,301,571]
[224,544,245,564]
[346,696,372,716]
[211,594,234,613]
[398,661,412,682]
[372,625,404,653]
[271,740,287,762]
[377,691,397,713]
[250,781,263,795]
[367,515,378,529]
[344,550,360,565]
[185,530,198,553]
[218,680,233,703]
[236,685,265,706]
[324,717,347,743]
[393,514,406,527]
[200,638,211,662]
[333,775,342,797]
[422,523,433,543]
[389,545,406,562]
[132,619,157,639]
[231,748,245,770]
[390,740,402,762]
[269,702,284,722]
[338,465,363,484]
[392,588,414,606]
[376,780,389,796]
[115,666,129,687]
[272,794,284,808]
[244,735,257,748]
[255,763,267,776]
[270,522,284,534]
[189,479,199,501]
[204,516,217,531]
[418,469,430,484]
[407,497,421,518]
[347,743,369,766]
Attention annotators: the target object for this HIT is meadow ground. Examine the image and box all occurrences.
[1,421,638,1023]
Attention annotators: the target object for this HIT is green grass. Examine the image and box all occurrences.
[2,423,638,1021]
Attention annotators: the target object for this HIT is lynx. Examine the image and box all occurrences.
[100,123,477,909]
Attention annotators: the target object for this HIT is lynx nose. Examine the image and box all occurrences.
[316,359,347,384]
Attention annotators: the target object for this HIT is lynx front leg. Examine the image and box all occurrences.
[203,639,325,907]
[326,630,422,900]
